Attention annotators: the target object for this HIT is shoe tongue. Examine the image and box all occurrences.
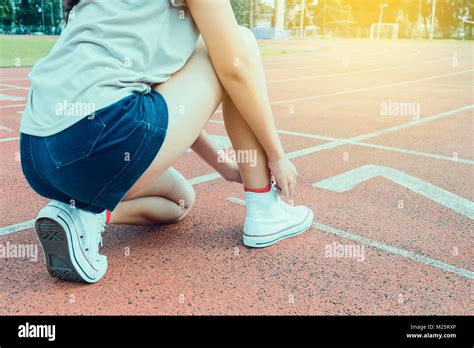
[99,210,107,226]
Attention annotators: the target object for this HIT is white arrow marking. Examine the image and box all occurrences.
[313,165,474,219]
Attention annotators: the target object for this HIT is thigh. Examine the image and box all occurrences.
[124,41,224,197]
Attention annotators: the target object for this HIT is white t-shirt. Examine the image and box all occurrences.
[20,0,199,136]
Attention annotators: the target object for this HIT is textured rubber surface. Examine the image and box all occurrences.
[35,217,84,283]
[1,40,472,315]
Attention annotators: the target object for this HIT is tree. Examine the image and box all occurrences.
[437,0,471,38]
[314,0,353,27]
[0,0,13,26]
[16,0,39,27]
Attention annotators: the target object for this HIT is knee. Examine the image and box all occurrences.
[178,184,196,211]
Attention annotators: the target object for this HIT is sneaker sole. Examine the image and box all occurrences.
[35,205,106,283]
[243,209,314,248]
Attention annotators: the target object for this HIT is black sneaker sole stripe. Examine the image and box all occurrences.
[35,217,91,283]
[254,224,311,246]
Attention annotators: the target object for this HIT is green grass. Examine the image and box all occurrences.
[1,34,470,67]
[259,46,302,56]
[0,35,309,67]
[0,35,57,67]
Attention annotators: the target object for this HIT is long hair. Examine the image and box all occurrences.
[63,0,80,23]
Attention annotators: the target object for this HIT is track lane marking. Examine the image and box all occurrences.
[285,104,474,159]
[209,119,474,165]
[0,78,29,82]
[0,220,34,236]
[267,55,451,83]
[226,196,474,280]
[312,165,474,219]
[0,83,30,90]
[0,126,14,132]
[209,69,474,115]
[1,59,467,114]
[0,93,24,101]
[0,103,26,109]
[270,69,474,105]
[263,47,392,67]
[265,48,392,71]
[0,136,19,142]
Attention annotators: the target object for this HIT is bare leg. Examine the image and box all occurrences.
[122,28,272,220]
[108,168,195,225]
[222,27,272,189]
[223,93,271,189]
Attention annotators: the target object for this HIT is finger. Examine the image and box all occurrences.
[291,179,297,196]
[274,181,282,192]
[287,181,293,197]
[282,181,289,196]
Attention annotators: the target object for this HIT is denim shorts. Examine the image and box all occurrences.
[20,90,168,214]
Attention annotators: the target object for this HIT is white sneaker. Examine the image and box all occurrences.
[34,200,107,283]
[243,185,313,248]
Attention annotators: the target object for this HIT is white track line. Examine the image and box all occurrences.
[0,220,34,236]
[267,55,451,83]
[0,61,467,114]
[270,69,474,106]
[312,221,473,279]
[209,120,474,165]
[265,48,392,71]
[3,67,467,143]
[261,46,382,65]
[0,83,29,90]
[0,88,20,92]
[1,104,471,236]
[0,136,19,142]
[0,78,29,82]
[0,126,14,132]
[188,172,221,185]
[264,47,391,67]
[0,103,26,109]
[206,69,474,115]
[0,94,24,102]
[0,173,222,235]
[226,196,473,280]
[285,104,474,159]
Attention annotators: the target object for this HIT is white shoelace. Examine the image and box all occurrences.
[87,214,106,262]
[276,194,293,215]
[96,214,105,249]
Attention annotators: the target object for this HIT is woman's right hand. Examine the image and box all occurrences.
[268,157,298,196]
